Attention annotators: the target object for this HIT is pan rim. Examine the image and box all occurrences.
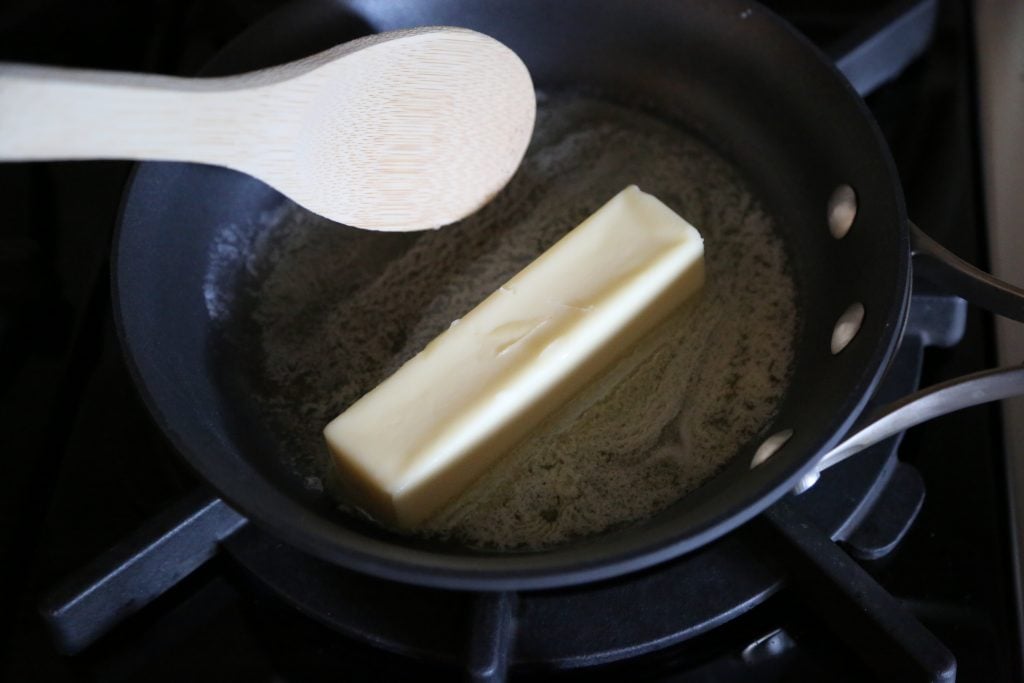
[111,0,911,590]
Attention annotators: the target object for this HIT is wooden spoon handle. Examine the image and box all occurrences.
[0,64,246,166]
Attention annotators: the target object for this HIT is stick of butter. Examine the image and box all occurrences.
[323,185,705,528]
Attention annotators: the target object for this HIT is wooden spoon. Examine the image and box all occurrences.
[0,27,536,231]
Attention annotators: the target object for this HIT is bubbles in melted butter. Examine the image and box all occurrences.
[223,94,797,551]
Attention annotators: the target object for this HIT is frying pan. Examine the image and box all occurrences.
[111,0,1024,592]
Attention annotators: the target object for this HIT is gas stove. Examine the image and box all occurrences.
[0,1,1018,681]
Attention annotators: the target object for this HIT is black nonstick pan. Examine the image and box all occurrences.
[110,0,1024,593]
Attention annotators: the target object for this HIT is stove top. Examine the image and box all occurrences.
[0,1,1018,681]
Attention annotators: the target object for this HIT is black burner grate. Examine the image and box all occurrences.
[0,1,1016,682]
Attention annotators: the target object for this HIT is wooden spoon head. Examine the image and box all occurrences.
[274,27,535,231]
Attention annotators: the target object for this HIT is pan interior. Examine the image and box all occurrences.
[115,0,908,584]
[206,92,799,551]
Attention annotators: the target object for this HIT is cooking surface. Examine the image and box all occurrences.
[0,0,1018,681]
[216,95,795,549]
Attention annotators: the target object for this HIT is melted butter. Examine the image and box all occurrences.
[213,93,798,550]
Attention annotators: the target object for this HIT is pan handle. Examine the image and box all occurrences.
[910,222,1024,323]
[797,225,1024,492]
[801,364,1024,490]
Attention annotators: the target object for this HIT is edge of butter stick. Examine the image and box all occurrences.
[323,185,705,529]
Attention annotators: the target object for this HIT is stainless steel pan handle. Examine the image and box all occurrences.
[806,364,1024,486]
[910,222,1024,323]
[798,221,1024,492]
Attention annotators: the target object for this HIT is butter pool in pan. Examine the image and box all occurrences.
[209,94,798,551]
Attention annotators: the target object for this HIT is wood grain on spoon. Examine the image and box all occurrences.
[0,27,536,231]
